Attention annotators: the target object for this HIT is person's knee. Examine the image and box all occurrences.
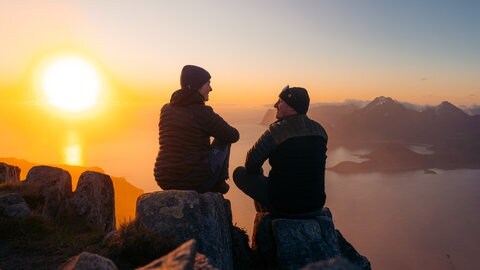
[233,166,247,185]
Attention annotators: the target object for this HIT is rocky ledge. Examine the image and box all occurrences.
[1,162,370,270]
[0,164,115,232]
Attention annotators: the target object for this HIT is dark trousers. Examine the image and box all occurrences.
[233,166,273,211]
[233,166,326,218]
[199,139,231,192]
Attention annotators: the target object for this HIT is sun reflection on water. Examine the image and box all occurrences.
[65,144,83,165]
[64,131,83,165]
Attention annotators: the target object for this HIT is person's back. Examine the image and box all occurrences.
[154,65,239,193]
[267,114,327,213]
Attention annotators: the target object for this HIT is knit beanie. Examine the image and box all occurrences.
[180,65,211,91]
[278,85,310,114]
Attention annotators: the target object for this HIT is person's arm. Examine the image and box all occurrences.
[245,130,276,174]
[202,106,240,143]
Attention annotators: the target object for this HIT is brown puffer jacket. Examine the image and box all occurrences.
[154,89,239,191]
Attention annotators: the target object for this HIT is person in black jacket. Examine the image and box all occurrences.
[233,86,328,217]
[154,65,239,194]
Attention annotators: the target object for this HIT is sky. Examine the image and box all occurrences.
[1,0,479,106]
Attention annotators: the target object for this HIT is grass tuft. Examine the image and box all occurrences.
[0,215,106,270]
[105,219,177,268]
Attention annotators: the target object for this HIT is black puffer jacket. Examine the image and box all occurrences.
[154,89,239,191]
[245,114,328,213]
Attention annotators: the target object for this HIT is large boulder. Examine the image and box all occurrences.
[136,191,233,270]
[24,166,72,218]
[137,239,217,270]
[59,252,118,270]
[0,162,20,184]
[0,193,31,218]
[64,171,116,232]
[253,208,370,270]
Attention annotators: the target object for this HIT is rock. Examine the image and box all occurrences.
[59,251,118,270]
[136,191,233,270]
[137,239,197,270]
[137,239,193,270]
[273,219,336,269]
[65,171,116,232]
[301,257,360,270]
[251,212,276,268]
[231,225,257,270]
[423,169,437,174]
[0,162,20,184]
[138,239,217,270]
[252,208,370,270]
[0,193,31,218]
[315,215,340,257]
[336,230,371,270]
[24,166,72,218]
[193,253,217,270]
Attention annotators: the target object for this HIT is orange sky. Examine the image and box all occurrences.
[1,1,479,107]
[0,0,479,181]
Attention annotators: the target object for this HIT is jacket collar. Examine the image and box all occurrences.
[169,88,205,107]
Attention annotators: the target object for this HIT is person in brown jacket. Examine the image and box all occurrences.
[154,65,239,194]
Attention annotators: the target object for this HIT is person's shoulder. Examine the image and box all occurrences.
[160,103,171,114]
[267,119,289,144]
[267,119,283,132]
[305,116,328,140]
[191,104,214,114]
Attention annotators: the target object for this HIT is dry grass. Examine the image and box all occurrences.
[105,219,177,268]
[0,215,105,270]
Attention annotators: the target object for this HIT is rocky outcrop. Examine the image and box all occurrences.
[59,252,118,270]
[62,171,116,232]
[253,208,370,270]
[137,239,216,270]
[0,162,20,184]
[23,165,72,218]
[135,191,233,270]
[2,165,116,232]
[0,193,31,218]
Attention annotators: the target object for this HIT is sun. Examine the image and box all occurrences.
[41,55,101,112]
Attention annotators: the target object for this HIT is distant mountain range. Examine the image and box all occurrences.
[262,96,480,145]
[260,97,480,172]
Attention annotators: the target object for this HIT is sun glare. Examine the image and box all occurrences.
[65,144,83,165]
[41,55,101,112]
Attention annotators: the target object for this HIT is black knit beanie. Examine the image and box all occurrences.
[278,85,310,114]
[180,65,211,91]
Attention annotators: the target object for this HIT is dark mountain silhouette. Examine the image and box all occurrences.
[470,105,480,115]
[460,104,480,116]
[331,96,423,142]
[329,143,434,173]
[259,108,276,125]
[307,103,361,134]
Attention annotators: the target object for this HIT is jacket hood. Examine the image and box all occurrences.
[170,88,205,107]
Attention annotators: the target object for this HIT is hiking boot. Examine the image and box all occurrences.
[254,200,269,213]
